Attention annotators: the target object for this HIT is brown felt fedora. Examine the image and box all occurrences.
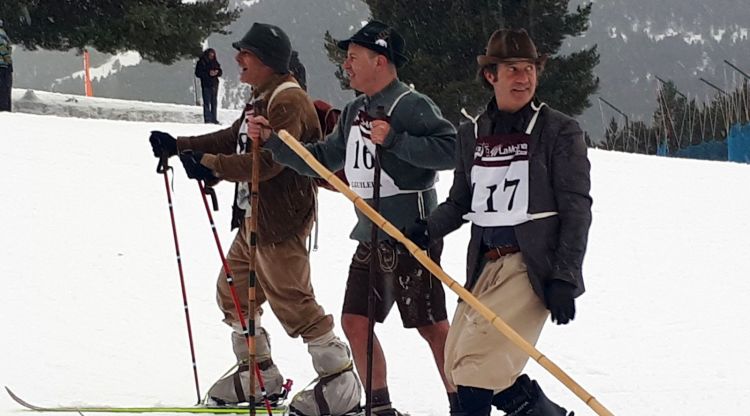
[477,28,548,68]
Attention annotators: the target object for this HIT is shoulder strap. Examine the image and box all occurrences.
[387,89,412,116]
[267,81,301,109]
[460,108,480,139]
[525,101,547,135]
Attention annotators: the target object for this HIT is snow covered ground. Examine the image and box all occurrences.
[1,93,750,415]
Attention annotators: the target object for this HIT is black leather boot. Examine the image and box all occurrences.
[492,375,574,416]
[450,386,493,416]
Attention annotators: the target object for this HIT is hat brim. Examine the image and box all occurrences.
[232,40,247,51]
[337,39,408,68]
[231,42,289,74]
[477,54,548,68]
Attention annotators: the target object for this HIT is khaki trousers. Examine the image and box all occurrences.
[444,252,549,391]
[216,221,333,342]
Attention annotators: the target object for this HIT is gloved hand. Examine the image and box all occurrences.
[179,150,217,181]
[405,219,430,250]
[149,131,178,158]
[544,280,576,325]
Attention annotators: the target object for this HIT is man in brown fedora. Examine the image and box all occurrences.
[411,28,591,415]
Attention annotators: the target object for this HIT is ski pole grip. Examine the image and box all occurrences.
[375,105,386,120]
[203,185,219,211]
[252,100,266,117]
[156,151,170,174]
[374,105,386,157]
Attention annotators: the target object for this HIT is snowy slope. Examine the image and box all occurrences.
[1,98,750,415]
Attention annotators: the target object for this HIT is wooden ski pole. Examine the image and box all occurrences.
[365,105,386,416]
[195,179,273,415]
[274,129,615,416]
[247,100,263,416]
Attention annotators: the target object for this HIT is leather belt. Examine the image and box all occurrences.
[484,245,521,261]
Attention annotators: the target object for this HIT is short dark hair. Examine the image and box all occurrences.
[478,64,498,91]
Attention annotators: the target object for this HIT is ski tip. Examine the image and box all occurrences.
[4,386,43,411]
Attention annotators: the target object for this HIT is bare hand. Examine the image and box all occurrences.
[369,119,391,145]
[247,114,272,142]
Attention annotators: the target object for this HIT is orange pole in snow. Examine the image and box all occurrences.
[83,49,93,97]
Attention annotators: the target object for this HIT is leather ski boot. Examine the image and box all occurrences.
[288,332,362,415]
[206,328,288,406]
[493,374,574,416]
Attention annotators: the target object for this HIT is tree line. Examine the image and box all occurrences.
[2,0,599,125]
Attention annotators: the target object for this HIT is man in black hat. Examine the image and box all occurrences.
[148,23,361,416]
[252,20,458,416]
[413,28,591,415]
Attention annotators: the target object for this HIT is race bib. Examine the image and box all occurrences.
[463,132,531,227]
[344,109,406,198]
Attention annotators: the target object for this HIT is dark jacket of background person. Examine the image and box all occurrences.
[0,20,13,112]
[195,48,222,88]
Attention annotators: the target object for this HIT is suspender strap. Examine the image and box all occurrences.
[267,81,301,109]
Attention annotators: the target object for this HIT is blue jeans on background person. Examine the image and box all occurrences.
[201,84,218,124]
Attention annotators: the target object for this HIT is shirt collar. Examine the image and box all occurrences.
[487,98,535,134]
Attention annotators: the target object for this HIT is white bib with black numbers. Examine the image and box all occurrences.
[463,103,545,227]
[344,108,405,198]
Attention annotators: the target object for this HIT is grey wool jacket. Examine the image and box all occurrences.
[265,79,457,241]
[427,100,592,303]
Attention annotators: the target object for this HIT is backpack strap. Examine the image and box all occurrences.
[267,81,301,109]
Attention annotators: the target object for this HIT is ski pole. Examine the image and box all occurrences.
[195,180,274,415]
[246,100,266,416]
[274,129,615,416]
[365,105,386,416]
[156,153,202,404]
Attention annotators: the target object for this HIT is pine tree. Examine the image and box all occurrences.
[324,0,599,123]
[0,0,240,64]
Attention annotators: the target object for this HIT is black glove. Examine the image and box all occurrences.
[149,131,178,158]
[179,150,217,181]
[405,219,430,250]
[544,280,576,325]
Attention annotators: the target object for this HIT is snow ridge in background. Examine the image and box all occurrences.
[9,88,239,124]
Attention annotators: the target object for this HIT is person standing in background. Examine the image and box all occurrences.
[0,18,13,112]
[195,48,222,123]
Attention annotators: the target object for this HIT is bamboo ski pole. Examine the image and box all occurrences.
[195,180,273,415]
[274,129,615,416]
[156,154,202,404]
